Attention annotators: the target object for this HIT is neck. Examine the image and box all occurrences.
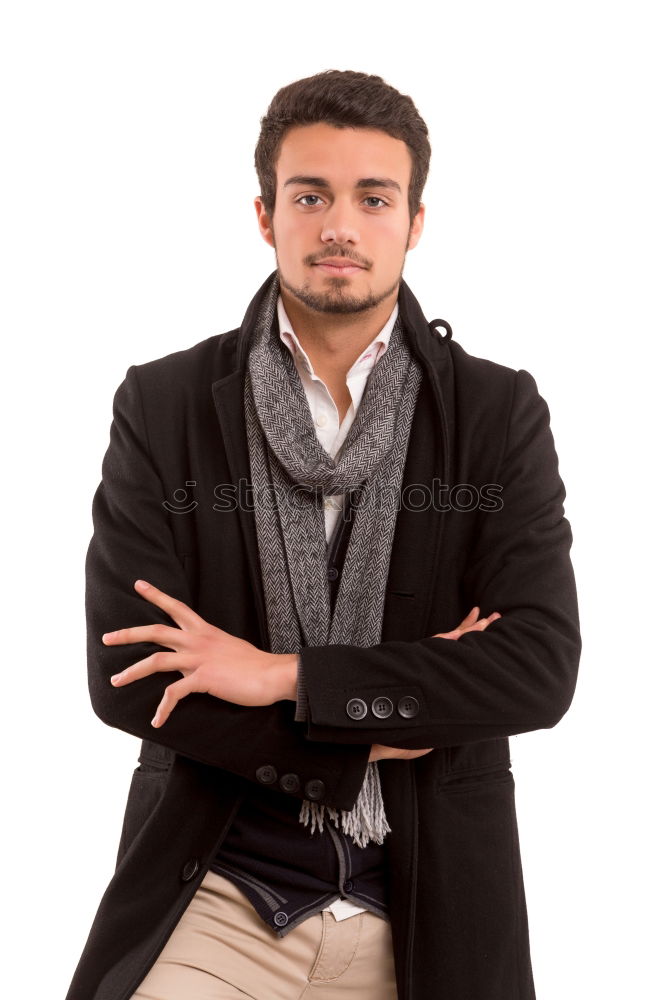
[279,284,397,380]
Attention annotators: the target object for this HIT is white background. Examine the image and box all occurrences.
[2,2,664,997]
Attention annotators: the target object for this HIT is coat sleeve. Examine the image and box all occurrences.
[85,365,371,811]
[294,655,309,722]
[298,368,582,747]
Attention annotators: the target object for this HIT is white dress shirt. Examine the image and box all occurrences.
[276,292,398,922]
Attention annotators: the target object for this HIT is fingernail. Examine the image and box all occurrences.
[151,715,159,727]
[110,674,121,684]
[136,579,149,589]
[102,632,115,642]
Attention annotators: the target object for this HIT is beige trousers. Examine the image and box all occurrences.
[131,868,399,999]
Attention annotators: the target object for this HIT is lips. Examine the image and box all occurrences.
[313,260,366,275]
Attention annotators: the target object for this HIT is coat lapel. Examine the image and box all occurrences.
[383,278,454,641]
[211,367,270,651]
[210,270,454,651]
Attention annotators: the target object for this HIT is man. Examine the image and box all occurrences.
[66,70,581,1000]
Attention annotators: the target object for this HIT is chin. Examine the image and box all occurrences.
[279,265,398,316]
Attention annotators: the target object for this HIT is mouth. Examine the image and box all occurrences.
[312,259,366,276]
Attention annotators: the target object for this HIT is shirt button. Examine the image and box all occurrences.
[316,414,327,427]
[180,858,200,882]
[274,912,289,927]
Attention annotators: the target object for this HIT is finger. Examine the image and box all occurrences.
[476,611,501,624]
[457,606,480,630]
[110,651,197,686]
[433,612,502,640]
[431,628,462,640]
[460,613,501,634]
[461,618,490,632]
[151,674,198,728]
[102,623,188,650]
[133,579,208,632]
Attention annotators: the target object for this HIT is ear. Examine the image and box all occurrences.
[407,203,426,251]
[255,196,275,249]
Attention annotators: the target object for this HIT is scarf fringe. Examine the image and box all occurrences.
[298,761,391,848]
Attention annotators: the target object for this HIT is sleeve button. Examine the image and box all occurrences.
[279,773,300,793]
[371,696,394,719]
[346,698,368,720]
[397,696,420,719]
[304,779,326,801]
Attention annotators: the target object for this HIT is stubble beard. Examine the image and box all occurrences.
[274,235,410,316]
[279,268,401,315]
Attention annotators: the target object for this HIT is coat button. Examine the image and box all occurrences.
[372,696,394,719]
[397,695,420,719]
[346,698,367,720]
[181,858,200,882]
[279,772,300,793]
[327,566,339,581]
[256,765,278,784]
[343,879,354,893]
[305,778,326,801]
[274,911,289,927]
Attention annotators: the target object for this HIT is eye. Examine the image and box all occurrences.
[295,194,389,209]
[296,194,324,207]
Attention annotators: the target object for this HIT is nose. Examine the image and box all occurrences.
[320,205,360,245]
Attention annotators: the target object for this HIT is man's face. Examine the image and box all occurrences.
[255,123,425,316]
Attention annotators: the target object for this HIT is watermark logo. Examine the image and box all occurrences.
[162,478,504,516]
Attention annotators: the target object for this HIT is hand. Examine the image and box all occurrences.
[102,580,295,728]
[431,605,501,640]
[368,606,502,764]
[368,745,434,762]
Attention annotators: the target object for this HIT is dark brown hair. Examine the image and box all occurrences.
[254,69,431,224]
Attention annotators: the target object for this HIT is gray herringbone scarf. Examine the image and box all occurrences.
[243,273,423,848]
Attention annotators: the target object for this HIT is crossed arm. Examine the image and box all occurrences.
[87,363,579,803]
[103,578,501,762]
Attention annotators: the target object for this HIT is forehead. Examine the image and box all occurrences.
[275,123,411,190]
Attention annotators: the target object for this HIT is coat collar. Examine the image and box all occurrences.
[211,270,453,649]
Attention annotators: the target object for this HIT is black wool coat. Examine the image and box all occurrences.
[66,271,581,1000]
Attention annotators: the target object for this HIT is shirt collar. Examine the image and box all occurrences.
[276,294,398,381]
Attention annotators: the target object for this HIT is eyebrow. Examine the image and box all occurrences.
[283,175,402,194]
